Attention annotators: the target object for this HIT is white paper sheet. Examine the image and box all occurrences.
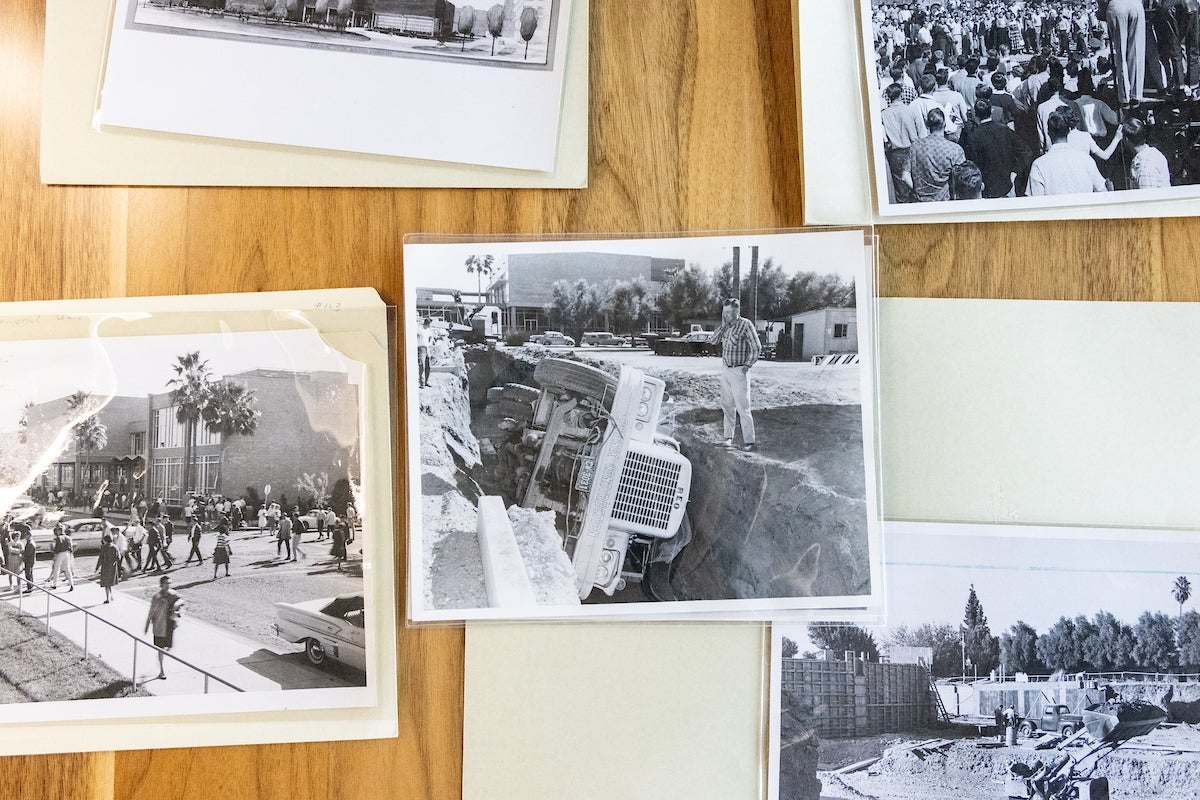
[97,0,574,172]
[796,0,1200,224]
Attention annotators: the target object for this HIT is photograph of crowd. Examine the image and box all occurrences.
[864,0,1200,212]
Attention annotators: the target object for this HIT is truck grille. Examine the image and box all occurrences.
[611,450,682,533]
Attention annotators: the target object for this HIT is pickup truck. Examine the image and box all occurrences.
[1019,704,1084,738]
[485,358,692,600]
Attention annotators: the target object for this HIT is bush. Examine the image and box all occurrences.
[506,331,532,346]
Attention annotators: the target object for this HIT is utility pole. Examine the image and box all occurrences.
[750,245,759,324]
[731,247,741,303]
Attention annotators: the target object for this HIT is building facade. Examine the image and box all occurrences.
[31,370,359,514]
[485,252,683,334]
[783,307,858,362]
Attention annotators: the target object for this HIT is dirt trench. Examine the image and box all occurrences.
[460,348,872,603]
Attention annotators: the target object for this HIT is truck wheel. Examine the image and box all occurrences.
[494,399,535,421]
[1060,724,1076,737]
[533,358,618,406]
[1018,721,1034,738]
[499,384,540,404]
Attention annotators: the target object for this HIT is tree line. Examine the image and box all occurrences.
[541,260,855,345]
[782,577,1200,677]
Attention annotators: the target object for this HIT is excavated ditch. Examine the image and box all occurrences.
[461,347,873,603]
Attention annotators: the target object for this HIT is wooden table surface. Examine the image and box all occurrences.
[1,0,1194,797]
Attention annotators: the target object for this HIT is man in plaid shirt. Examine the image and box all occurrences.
[710,298,761,452]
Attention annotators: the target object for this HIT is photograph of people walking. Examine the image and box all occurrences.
[864,0,1200,214]
[0,326,375,723]
[405,230,882,622]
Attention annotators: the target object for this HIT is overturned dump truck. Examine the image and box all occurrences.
[486,358,692,600]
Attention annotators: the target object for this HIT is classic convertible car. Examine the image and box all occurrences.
[273,593,366,671]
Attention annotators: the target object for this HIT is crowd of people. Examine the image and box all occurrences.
[0,497,361,601]
[871,0,1200,203]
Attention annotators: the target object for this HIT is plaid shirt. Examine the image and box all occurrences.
[711,316,762,368]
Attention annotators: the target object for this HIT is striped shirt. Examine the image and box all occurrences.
[216,530,230,550]
[710,316,762,368]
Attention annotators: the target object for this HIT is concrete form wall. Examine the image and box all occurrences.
[781,658,933,739]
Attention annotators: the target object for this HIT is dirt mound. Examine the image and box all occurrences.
[671,405,871,601]
[507,506,578,606]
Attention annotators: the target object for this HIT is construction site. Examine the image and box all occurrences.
[778,654,1200,800]
[416,335,872,612]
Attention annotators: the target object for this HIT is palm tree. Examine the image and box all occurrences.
[66,391,108,503]
[464,254,496,304]
[1174,576,1193,619]
[202,381,261,438]
[167,352,213,497]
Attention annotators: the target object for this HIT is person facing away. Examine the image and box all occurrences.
[962,99,1033,198]
[1028,109,1110,196]
[949,160,985,200]
[1122,116,1171,189]
[904,107,966,202]
[709,298,762,452]
[48,523,74,591]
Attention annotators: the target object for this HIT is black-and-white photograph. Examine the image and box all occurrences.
[404,231,881,621]
[770,522,1200,800]
[125,0,559,66]
[864,0,1200,214]
[0,326,375,722]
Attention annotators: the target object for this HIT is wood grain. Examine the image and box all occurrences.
[2,0,1178,796]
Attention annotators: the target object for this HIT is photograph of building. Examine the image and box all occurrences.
[29,369,358,515]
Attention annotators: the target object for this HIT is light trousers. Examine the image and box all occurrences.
[719,365,756,444]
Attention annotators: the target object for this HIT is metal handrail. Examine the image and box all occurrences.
[0,562,243,693]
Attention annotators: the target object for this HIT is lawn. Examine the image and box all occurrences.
[0,603,149,703]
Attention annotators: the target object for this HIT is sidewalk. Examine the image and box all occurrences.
[0,578,352,696]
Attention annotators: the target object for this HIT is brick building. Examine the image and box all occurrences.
[31,370,359,514]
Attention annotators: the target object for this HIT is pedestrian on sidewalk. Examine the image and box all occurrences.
[114,526,130,579]
[277,513,292,560]
[331,518,347,571]
[144,523,163,573]
[290,511,305,561]
[96,534,119,603]
[4,530,21,591]
[47,523,74,591]
[144,576,182,681]
[213,523,232,579]
[184,519,205,565]
[156,517,174,569]
[315,504,327,540]
[128,521,146,572]
[20,530,35,592]
[257,506,267,531]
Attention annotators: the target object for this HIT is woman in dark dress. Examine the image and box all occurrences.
[330,518,347,571]
[96,534,119,603]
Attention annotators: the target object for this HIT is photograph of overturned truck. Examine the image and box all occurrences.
[407,231,879,620]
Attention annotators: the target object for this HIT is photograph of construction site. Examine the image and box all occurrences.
[770,521,1200,800]
[0,325,378,724]
[404,230,881,621]
[124,0,561,66]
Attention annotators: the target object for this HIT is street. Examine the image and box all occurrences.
[14,521,363,655]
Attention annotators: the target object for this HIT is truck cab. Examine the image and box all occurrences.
[1020,704,1083,738]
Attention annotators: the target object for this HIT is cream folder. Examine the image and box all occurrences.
[40,0,588,188]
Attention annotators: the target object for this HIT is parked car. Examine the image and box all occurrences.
[529,331,576,347]
[31,517,117,555]
[274,593,366,670]
[580,331,625,347]
[5,498,45,527]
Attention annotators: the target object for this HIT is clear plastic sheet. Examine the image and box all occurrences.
[0,288,397,755]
